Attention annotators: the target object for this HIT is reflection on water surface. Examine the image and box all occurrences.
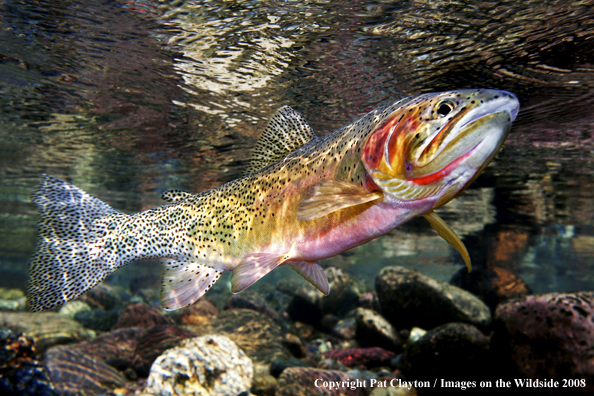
[1,0,594,296]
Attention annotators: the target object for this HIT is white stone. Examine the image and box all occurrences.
[143,334,253,396]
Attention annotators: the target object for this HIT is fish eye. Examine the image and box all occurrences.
[434,99,457,118]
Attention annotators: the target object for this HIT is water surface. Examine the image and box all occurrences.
[1,0,593,297]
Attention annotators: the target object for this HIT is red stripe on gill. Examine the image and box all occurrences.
[409,148,474,185]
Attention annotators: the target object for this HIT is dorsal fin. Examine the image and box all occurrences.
[161,189,194,203]
[244,105,317,175]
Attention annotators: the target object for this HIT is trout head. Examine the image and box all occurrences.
[362,89,519,208]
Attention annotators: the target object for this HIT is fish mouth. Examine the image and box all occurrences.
[413,91,519,179]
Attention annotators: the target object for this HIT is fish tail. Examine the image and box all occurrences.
[27,175,128,311]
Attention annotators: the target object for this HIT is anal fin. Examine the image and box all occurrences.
[289,261,329,295]
[297,180,383,221]
[423,210,472,272]
[231,253,286,293]
[160,260,222,311]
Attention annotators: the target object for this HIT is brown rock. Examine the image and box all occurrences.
[112,303,173,329]
[79,283,121,310]
[493,292,594,393]
[44,345,127,395]
[74,325,196,377]
[178,299,219,325]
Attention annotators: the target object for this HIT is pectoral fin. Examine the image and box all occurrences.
[231,253,286,293]
[423,210,472,272]
[160,260,223,311]
[297,180,383,221]
[289,261,329,295]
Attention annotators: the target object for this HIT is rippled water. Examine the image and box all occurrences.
[1,0,593,298]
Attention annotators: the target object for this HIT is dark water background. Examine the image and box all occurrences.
[1,0,593,300]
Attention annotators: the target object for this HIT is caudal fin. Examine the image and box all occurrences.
[27,175,121,311]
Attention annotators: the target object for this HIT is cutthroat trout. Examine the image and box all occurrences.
[27,89,519,311]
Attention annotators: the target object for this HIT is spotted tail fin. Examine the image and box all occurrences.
[27,175,124,312]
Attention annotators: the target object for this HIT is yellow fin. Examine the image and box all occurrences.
[423,210,472,272]
[231,253,286,293]
[297,180,383,221]
[289,261,329,295]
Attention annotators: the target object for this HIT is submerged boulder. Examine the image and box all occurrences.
[375,266,491,330]
[399,322,491,382]
[0,312,95,354]
[493,292,594,393]
[143,334,253,396]
[44,345,127,396]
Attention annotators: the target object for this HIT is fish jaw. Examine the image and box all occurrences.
[363,89,519,206]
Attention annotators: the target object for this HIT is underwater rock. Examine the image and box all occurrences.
[319,267,362,317]
[112,302,173,329]
[178,298,219,325]
[0,312,95,354]
[376,266,491,330]
[398,322,491,382]
[270,355,315,377]
[79,282,121,310]
[355,308,402,352]
[74,327,142,372]
[251,373,277,396]
[143,334,253,396]
[0,327,56,396]
[189,309,290,375]
[74,308,121,331]
[450,266,531,310]
[224,290,279,320]
[134,325,198,377]
[323,347,396,369]
[0,288,27,311]
[74,324,196,378]
[281,333,307,359]
[287,267,361,329]
[493,292,594,393]
[276,367,366,396]
[332,317,358,340]
[58,301,92,318]
[44,345,127,396]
